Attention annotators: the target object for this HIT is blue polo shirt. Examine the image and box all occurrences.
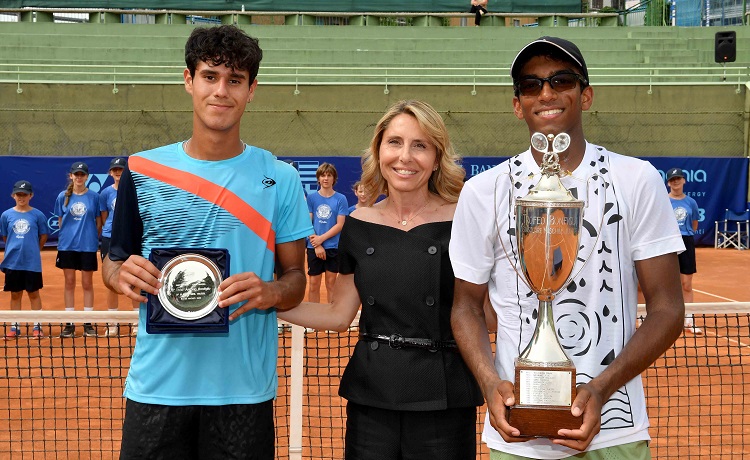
[0,208,48,272]
[306,191,349,249]
[54,190,102,252]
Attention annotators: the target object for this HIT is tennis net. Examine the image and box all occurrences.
[1,303,749,459]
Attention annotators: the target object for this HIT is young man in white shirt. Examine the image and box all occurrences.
[450,36,685,460]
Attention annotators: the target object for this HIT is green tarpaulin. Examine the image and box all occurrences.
[5,1,582,13]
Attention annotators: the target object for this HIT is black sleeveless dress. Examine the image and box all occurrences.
[337,217,483,411]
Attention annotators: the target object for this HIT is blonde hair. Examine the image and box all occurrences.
[359,100,464,206]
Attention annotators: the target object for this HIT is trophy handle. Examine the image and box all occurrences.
[493,172,535,292]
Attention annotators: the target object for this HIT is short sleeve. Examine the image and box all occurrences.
[109,167,144,261]
[307,193,314,214]
[449,176,498,285]
[626,162,684,261]
[337,194,350,216]
[99,191,107,214]
[0,213,7,238]
[53,192,64,218]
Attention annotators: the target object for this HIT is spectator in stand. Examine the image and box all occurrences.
[1,180,48,338]
[470,0,489,26]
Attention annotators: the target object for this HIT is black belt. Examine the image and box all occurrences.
[360,333,457,351]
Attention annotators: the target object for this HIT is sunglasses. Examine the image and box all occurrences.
[514,72,587,97]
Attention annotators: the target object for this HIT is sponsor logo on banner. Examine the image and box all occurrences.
[86,174,110,193]
[659,169,708,183]
[47,212,59,235]
[469,163,502,177]
[296,160,320,195]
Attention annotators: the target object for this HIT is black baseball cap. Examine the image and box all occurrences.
[70,161,89,174]
[666,168,685,180]
[511,36,589,84]
[109,157,127,170]
[12,180,33,194]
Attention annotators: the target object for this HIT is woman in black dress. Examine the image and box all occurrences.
[279,100,483,460]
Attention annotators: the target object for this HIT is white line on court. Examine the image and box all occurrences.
[700,330,750,349]
[693,289,740,303]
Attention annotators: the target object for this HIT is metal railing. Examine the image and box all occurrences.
[0,63,747,95]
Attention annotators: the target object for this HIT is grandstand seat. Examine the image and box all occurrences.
[714,208,750,250]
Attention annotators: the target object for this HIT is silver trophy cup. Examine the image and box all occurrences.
[508,132,585,437]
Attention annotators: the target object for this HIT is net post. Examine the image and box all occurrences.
[288,323,305,460]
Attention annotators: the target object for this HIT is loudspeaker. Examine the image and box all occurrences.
[715,31,736,63]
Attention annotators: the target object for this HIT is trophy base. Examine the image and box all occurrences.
[509,362,579,438]
[507,405,581,438]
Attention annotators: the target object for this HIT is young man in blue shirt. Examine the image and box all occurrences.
[102,25,311,459]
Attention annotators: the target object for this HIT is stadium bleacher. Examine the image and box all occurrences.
[0,22,748,69]
[0,16,747,158]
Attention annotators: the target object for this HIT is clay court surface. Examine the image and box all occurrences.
[1,247,749,459]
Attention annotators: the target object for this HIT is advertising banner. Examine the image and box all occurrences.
[0,156,746,247]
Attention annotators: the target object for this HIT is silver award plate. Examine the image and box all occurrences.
[158,253,223,320]
[518,369,572,407]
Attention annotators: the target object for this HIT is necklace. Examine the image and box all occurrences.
[553,152,576,177]
[387,198,430,226]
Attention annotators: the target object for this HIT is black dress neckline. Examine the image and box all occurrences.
[345,215,452,233]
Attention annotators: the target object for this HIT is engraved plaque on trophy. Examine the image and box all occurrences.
[506,132,584,438]
[147,248,230,334]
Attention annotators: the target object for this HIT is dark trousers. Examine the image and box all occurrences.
[119,399,275,460]
[470,5,488,25]
[345,401,477,460]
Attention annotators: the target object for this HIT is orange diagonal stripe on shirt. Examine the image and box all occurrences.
[129,156,275,253]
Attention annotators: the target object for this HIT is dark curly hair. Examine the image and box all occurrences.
[185,25,263,84]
